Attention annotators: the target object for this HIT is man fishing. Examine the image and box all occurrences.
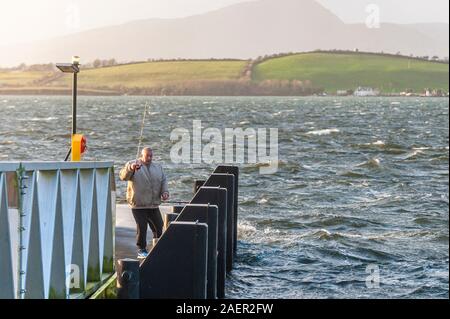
[119,147,169,259]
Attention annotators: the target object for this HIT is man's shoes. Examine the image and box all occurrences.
[137,249,149,259]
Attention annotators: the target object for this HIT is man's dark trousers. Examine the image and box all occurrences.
[131,208,164,250]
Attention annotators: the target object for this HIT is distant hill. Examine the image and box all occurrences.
[0,0,448,67]
[253,52,450,93]
[0,52,448,96]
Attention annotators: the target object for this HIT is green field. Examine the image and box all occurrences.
[1,53,448,95]
[0,70,53,87]
[252,52,449,93]
[49,60,247,89]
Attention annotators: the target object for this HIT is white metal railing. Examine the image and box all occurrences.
[0,162,115,299]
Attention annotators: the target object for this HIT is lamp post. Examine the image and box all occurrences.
[56,56,81,161]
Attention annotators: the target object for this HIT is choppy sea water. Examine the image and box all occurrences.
[0,96,448,299]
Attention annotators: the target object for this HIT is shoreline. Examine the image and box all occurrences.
[0,88,448,98]
[0,87,121,96]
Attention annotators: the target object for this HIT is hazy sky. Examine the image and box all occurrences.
[0,0,448,46]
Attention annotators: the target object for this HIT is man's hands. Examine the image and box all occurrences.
[161,192,169,201]
[130,160,142,171]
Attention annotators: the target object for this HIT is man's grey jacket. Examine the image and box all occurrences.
[119,160,169,209]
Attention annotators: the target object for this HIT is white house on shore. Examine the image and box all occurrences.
[353,87,380,97]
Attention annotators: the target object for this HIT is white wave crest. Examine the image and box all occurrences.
[356,158,381,168]
[401,149,424,160]
[372,140,385,146]
[306,128,340,136]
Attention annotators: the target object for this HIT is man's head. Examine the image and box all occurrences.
[141,147,153,165]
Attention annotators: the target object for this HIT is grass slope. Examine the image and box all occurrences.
[1,53,448,95]
[252,52,449,93]
[49,60,247,89]
[0,71,53,87]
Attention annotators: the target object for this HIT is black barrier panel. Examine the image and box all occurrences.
[139,221,208,299]
[190,186,227,299]
[194,180,206,194]
[117,259,140,299]
[176,204,219,299]
[163,212,179,232]
[204,174,235,273]
[214,166,239,255]
[172,205,185,214]
[162,205,184,231]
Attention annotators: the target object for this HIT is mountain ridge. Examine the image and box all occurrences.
[0,0,448,67]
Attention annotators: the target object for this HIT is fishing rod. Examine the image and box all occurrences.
[133,102,192,205]
[136,101,150,161]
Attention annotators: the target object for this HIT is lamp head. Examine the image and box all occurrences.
[72,56,80,66]
[56,56,80,73]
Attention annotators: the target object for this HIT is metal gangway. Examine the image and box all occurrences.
[1,162,238,299]
[0,162,115,299]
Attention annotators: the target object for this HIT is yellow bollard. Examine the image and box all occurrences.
[71,134,87,162]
